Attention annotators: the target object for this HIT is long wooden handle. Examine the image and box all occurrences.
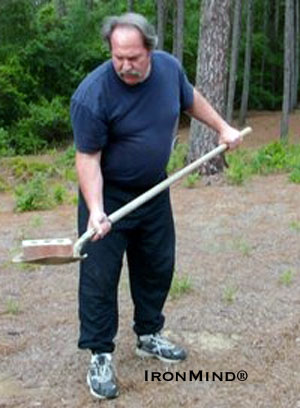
[73,126,252,256]
[108,126,252,223]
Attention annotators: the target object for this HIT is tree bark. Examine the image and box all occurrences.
[226,0,242,123]
[238,0,254,127]
[172,0,184,64]
[280,0,292,139]
[55,0,67,17]
[292,0,299,108]
[260,0,269,90]
[86,0,94,11]
[156,0,166,50]
[188,0,231,174]
[289,0,295,111]
[127,0,134,12]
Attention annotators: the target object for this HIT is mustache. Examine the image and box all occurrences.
[118,70,142,78]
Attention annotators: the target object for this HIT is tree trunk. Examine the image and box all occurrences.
[127,0,134,12]
[292,0,299,108]
[172,0,184,64]
[156,0,166,50]
[188,0,231,174]
[280,0,293,139]
[238,0,254,127]
[289,0,295,111]
[86,0,94,11]
[260,0,269,90]
[271,0,281,108]
[55,0,67,17]
[226,0,242,123]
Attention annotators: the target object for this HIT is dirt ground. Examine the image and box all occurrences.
[0,111,300,408]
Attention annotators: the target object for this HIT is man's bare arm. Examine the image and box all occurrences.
[76,151,111,240]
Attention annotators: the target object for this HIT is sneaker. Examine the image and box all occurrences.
[86,353,119,399]
[136,332,187,363]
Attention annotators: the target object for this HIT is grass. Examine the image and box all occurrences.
[167,143,188,174]
[225,141,300,185]
[0,175,10,192]
[278,270,294,286]
[289,220,300,232]
[169,273,192,299]
[5,298,21,315]
[184,172,200,188]
[52,183,68,205]
[231,238,252,256]
[14,174,53,212]
[2,144,78,212]
[222,285,238,304]
[30,214,43,228]
[9,156,56,181]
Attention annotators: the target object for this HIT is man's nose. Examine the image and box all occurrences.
[122,59,133,72]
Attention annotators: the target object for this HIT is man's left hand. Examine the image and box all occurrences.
[219,125,243,150]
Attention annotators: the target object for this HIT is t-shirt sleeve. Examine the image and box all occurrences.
[179,67,194,111]
[70,98,108,153]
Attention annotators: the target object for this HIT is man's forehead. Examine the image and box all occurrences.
[111,25,144,47]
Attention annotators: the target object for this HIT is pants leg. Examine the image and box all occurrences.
[126,189,175,336]
[77,189,129,353]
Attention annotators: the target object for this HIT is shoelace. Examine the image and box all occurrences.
[150,334,175,354]
[92,356,113,383]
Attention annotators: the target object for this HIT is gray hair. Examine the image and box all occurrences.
[102,13,158,51]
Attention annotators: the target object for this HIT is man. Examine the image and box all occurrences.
[71,12,241,400]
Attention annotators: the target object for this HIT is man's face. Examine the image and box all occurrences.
[110,26,151,86]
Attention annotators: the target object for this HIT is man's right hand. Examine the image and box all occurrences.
[88,209,112,241]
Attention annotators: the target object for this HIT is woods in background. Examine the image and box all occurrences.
[0,0,299,164]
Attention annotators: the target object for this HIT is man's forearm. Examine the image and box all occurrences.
[75,151,104,213]
[187,88,230,134]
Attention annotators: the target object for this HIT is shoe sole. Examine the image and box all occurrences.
[135,347,185,364]
[86,375,119,400]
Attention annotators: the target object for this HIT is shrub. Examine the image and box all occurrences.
[289,167,300,184]
[167,143,188,174]
[251,141,288,174]
[53,183,67,205]
[184,172,200,188]
[225,150,253,185]
[9,157,55,181]
[12,96,71,154]
[0,127,15,157]
[14,174,53,212]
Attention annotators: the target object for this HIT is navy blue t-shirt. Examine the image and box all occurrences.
[71,51,194,188]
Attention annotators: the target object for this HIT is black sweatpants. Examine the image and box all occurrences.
[77,182,175,353]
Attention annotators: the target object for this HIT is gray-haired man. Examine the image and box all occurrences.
[71,12,241,400]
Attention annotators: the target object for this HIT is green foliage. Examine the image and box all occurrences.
[14,174,53,212]
[184,172,200,188]
[222,285,238,304]
[167,143,188,174]
[9,157,56,180]
[0,175,10,192]
[53,183,67,204]
[289,220,300,232]
[226,141,300,185]
[278,270,294,286]
[12,97,71,154]
[169,273,192,299]
[0,0,35,54]
[289,166,300,184]
[5,298,21,315]
[0,127,15,157]
[55,145,76,168]
[0,56,37,127]
[251,142,288,174]
[225,150,253,185]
